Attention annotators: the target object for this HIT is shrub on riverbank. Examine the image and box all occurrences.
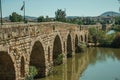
[88,27,116,47]
[111,25,120,31]
[111,32,120,48]
[99,32,115,47]
[77,42,87,52]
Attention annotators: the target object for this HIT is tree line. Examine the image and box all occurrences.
[9,9,97,25]
[8,9,120,48]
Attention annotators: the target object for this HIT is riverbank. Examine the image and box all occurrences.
[88,27,120,48]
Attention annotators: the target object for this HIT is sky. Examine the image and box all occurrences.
[1,0,120,17]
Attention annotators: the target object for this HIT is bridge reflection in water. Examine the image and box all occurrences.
[38,48,89,80]
[39,48,120,80]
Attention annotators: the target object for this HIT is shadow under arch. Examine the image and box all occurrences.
[67,34,72,58]
[48,46,50,63]
[85,34,87,42]
[20,56,25,78]
[81,35,83,42]
[0,51,16,80]
[53,35,62,66]
[30,41,46,78]
[75,34,79,53]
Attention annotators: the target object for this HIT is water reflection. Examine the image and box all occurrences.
[88,48,120,65]
[81,48,120,80]
[38,48,120,80]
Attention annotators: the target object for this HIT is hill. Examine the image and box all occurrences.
[67,16,79,19]
[100,11,120,17]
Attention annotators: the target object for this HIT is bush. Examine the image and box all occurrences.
[77,42,87,52]
[54,54,63,65]
[88,27,116,47]
[9,12,23,22]
[26,66,38,80]
[112,32,120,48]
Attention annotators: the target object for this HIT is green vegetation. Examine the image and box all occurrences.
[66,17,97,25]
[9,12,23,22]
[115,17,120,25]
[78,25,119,50]
[29,66,38,78]
[77,42,87,52]
[7,9,116,25]
[82,17,96,25]
[99,32,115,47]
[55,9,66,22]
[110,17,120,48]
[37,15,54,22]
[54,54,63,65]
[111,25,120,31]
[88,27,98,44]
[25,66,38,80]
[66,17,83,25]
[111,32,120,48]
[88,27,116,47]
[45,16,51,22]
[36,9,97,25]
[37,16,44,22]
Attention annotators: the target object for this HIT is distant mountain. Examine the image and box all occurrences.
[100,11,120,17]
[4,16,9,20]
[25,16,37,20]
[67,16,80,19]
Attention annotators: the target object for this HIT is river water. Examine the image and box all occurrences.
[38,48,120,80]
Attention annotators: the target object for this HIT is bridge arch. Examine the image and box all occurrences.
[75,34,79,53]
[20,56,25,78]
[64,41,65,53]
[0,51,16,80]
[81,35,83,42]
[67,34,72,57]
[53,35,62,65]
[48,46,50,63]
[85,34,87,43]
[30,40,46,78]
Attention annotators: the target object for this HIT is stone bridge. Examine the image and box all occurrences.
[0,22,88,80]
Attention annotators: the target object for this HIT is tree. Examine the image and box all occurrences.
[115,17,120,25]
[37,16,44,22]
[77,19,83,25]
[66,17,83,25]
[55,9,66,22]
[88,27,116,47]
[18,15,23,22]
[9,12,23,22]
[88,28,98,44]
[46,16,49,21]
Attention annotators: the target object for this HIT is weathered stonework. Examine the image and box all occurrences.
[0,22,89,80]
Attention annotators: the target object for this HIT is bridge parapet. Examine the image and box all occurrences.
[0,22,82,42]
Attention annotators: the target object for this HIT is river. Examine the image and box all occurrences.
[38,48,120,80]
